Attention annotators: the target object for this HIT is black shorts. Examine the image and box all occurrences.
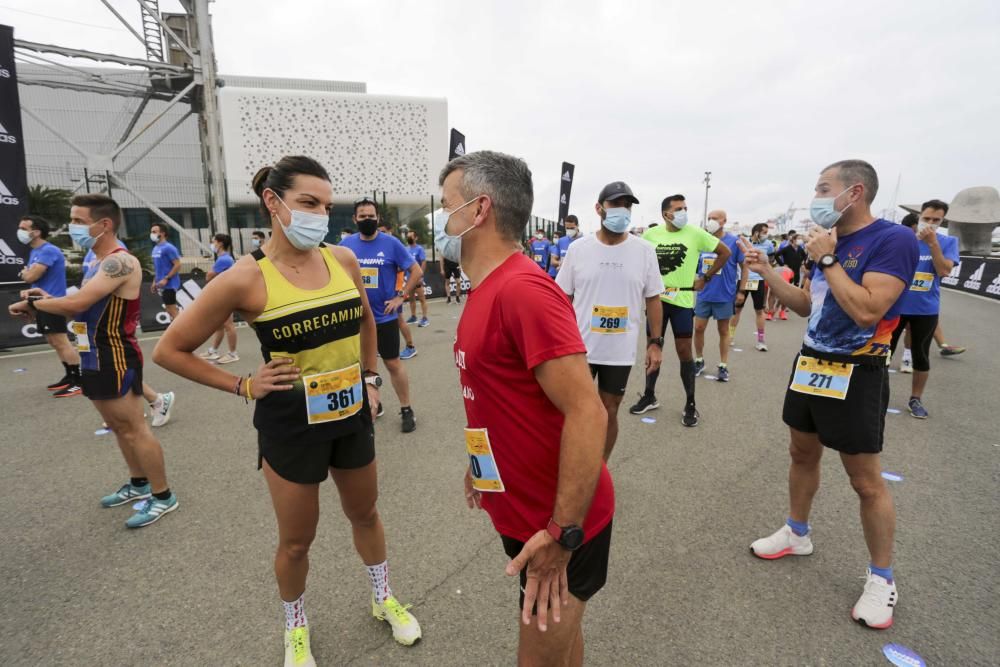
[647,300,694,339]
[443,261,462,280]
[589,364,631,396]
[35,311,67,335]
[376,319,401,360]
[160,288,177,306]
[81,366,144,401]
[890,314,937,372]
[737,283,766,311]
[258,420,376,484]
[782,351,889,455]
[501,520,612,610]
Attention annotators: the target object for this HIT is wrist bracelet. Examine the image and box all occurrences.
[246,376,254,401]
[233,375,242,396]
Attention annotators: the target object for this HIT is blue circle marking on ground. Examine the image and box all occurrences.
[886,408,902,414]
[641,417,656,424]
[881,471,904,482]
[95,428,111,436]
[13,368,27,373]
[882,643,925,667]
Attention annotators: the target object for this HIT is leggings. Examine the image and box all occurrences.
[890,314,938,372]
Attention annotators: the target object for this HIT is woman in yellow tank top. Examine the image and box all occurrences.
[153,156,422,663]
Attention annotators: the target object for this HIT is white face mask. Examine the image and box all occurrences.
[16,229,33,245]
[705,218,721,234]
[433,198,479,264]
[671,210,689,228]
[150,232,160,243]
[271,190,330,250]
[565,227,579,238]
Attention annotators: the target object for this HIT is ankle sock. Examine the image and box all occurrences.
[366,561,392,604]
[786,517,809,537]
[152,488,172,501]
[869,563,893,582]
[130,477,149,488]
[757,329,765,342]
[282,595,307,630]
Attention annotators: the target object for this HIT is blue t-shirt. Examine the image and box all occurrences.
[897,234,960,316]
[28,241,67,297]
[212,252,235,274]
[803,219,918,357]
[746,239,775,282]
[697,233,744,303]
[404,242,426,280]
[547,243,561,277]
[340,232,415,324]
[557,234,578,259]
[151,241,181,289]
[529,238,551,271]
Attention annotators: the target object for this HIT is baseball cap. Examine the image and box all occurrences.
[598,181,639,205]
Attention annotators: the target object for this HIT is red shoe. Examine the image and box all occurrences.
[765,311,773,321]
[779,310,788,321]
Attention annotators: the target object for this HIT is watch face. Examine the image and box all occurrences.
[562,526,585,551]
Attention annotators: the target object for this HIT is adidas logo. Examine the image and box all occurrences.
[986,273,1000,296]
[0,121,15,144]
[0,177,19,206]
[562,171,572,182]
[454,142,465,156]
[0,238,24,265]
[963,263,984,291]
[941,261,961,286]
[560,194,567,204]
[377,251,385,257]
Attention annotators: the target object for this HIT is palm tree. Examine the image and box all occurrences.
[26,185,72,226]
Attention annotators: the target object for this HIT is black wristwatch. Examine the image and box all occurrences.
[703,274,713,282]
[363,371,383,388]
[26,295,43,311]
[648,336,664,348]
[546,518,585,551]
[818,254,839,271]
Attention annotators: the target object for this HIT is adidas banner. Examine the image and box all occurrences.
[941,256,1000,301]
[557,162,575,233]
[0,25,29,284]
[449,128,466,161]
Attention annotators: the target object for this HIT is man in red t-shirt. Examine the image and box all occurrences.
[435,150,613,665]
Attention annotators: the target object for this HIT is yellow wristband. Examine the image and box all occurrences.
[246,376,254,401]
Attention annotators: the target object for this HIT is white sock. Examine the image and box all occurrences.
[366,561,392,604]
[902,348,912,363]
[150,394,163,410]
[282,595,307,630]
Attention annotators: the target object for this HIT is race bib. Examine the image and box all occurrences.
[745,279,760,291]
[465,428,505,492]
[69,321,90,353]
[702,257,716,274]
[303,363,363,424]
[590,305,628,334]
[909,272,934,292]
[360,267,379,288]
[663,287,679,301]
[789,355,854,400]
[533,254,544,263]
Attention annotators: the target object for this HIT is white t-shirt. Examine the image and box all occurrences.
[556,233,663,366]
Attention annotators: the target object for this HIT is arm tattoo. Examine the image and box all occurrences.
[102,255,134,279]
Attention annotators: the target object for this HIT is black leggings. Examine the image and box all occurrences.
[890,314,938,372]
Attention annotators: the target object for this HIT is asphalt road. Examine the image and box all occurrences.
[1,290,997,666]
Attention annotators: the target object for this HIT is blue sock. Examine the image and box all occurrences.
[786,517,809,537]
[869,563,893,582]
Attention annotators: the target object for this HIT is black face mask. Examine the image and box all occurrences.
[407,236,416,245]
[357,219,378,236]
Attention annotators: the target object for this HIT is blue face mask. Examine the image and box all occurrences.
[433,197,479,264]
[272,191,330,250]
[602,207,631,233]
[69,223,103,251]
[810,185,856,229]
[671,210,689,228]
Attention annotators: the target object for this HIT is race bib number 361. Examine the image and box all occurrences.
[789,355,854,400]
[590,305,628,334]
[304,363,363,424]
[465,428,505,492]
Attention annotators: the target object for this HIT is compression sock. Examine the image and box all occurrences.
[644,366,660,397]
[282,595,307,630]
[366,561,393,604]
[680,360,696,406]
[757,329,765,343]
[786,517,810,537]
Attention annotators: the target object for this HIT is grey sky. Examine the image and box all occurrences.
[5,0,999,232]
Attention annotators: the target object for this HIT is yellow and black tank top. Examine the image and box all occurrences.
[250,246,370,442]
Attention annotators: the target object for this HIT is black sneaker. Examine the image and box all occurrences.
[375,402,385,418]
[628,393,659,415]
[400,407,416,433]
[682,405,700,427]
[47,374,72,391]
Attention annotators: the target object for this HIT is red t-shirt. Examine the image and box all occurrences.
[454,253,615,543]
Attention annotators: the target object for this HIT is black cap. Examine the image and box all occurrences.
[598,181,639,205]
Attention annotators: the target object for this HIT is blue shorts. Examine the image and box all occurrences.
[647,301,694,339]
[694,299,735,321]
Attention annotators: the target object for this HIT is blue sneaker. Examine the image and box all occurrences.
[125,493,178,528]
[694,358,705,377]
[400,346,418,360]
[907,397,929,419]
[405,315,418,324]
[418,317,430,328]
[716,365,730,382]
[100,482,151,508]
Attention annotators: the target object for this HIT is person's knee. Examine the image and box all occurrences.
[384,358,402,374]
[344,499,379,528]
[693,319,708,333]
[848,473,885,501]
[279,535,315,562]
[788,435,821,466]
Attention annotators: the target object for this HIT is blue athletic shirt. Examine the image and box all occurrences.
[529,238,551,271]
[27,241,67,297]
[697,232,744,303]
[557,233,579,269]
[804,219,918,357]
[746,239,774,282]
[212,252,235,274]
[547,243,560,277]
[404,242,426,280]
[897,233,960,316]
[151,241,181,289]
[340,232,415,324]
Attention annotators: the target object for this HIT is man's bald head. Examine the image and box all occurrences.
[708,209,727,223]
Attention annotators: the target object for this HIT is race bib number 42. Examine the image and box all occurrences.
[304,363,363,424]
[590,305,628,334]
[909,272,934,292]
[789,355,854,400]
[465,428,505,492]
[360,267,379,288]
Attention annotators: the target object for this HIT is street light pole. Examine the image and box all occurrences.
[702,171,712,226]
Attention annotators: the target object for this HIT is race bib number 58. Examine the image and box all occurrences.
[360,267,379,288]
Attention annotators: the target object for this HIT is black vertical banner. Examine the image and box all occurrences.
[557,162,574,233]
[449,128,466,161]
[0,25,29,284]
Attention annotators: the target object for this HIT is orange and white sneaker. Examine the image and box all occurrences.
[852,569,897,629]
[750,524,813,559]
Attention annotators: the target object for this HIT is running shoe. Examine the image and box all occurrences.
[375,402,385,418]
[716,365,730,382]
[401,406,416,433]
[907,397,929,419]
[899,358,913,374]
[400,346,418,360]
[151,391,175,428]
[100,482,151,508]
[405,315,418,324]
[283,626,316,667]
[765,311,774,321]
[46,374,72,391]
[125,493,178,528]
[628,393,659,415]
[199,348,220,361]
[53,384,82,398]
[779,310,788,321]
[755,340,768,352]
[750,524,814,559]
[682,405,700,427]
[694,358,705,377]
[446,297,452,304]
[939,345,966,356]
[851,568,897,629]
[455,296,462,304]
[216,351,240,365]
[372,595,422,646]
[418,317,430,328]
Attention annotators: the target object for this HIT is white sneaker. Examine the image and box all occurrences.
[851,569,897,629]
[750,524,813,559]
[151,391,175,428]
[755,340,768,352]
[283,626,316,667]
[216,351,240,365]
[199,348,220,361]
[372,595,421,646]
[899,358,913,374]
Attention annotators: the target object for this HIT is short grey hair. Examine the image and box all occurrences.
[439,150,534,241]
[822,159,879,205]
